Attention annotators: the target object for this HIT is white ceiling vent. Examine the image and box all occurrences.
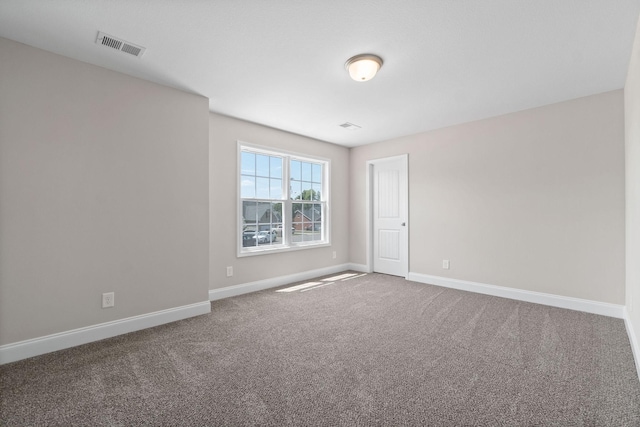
[96,31,146,58]
[339,122,362,131]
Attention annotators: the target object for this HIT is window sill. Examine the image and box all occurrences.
[237,241,330,257]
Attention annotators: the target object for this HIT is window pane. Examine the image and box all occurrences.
[270,157,282,179]
[242,230,257,247]
[302,162,312,181]
[256,155,270,177]
[291,160,301,181]
[241,175,255,198]
[312,183,321,200]
[270,179,282,199]
[292,203,302,228]
[256,177,269,199]
[303,230,314,242]
[257,230,277,246]
[312,163,322,183]
[257,202,271,225]
[309,226,320,241]
[241,152,255,175]
[242,201,278,247]
[271,202,283,224]
[290,180,301,200]
[242,200,258,232]
[299,181,312,200]
[291,225,302,243]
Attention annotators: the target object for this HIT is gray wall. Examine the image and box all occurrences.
[209,113,350,289]
[0,32,632,353]
[0,38,210,346]
[350,90,625,304]
[625,16,640,353]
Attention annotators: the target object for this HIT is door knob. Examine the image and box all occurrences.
[401,222,406,226]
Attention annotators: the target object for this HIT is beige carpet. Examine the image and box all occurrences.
[1,272,639,426]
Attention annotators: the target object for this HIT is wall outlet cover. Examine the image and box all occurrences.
[102,292,115,308]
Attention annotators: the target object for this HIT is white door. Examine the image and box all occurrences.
[372,155,408,277]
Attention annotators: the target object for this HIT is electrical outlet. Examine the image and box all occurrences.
[332,251,337,259]
[442,260,450,270]
[102,292,114,308]
[226,266,233,277]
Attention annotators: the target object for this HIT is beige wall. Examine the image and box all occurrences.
[209,113,350,289]
[0,38,210,345]
[0,28,632,352]
[625,16,640,352]
[350,91,625,304]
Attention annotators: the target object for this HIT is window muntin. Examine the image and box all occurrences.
[290,159,323,243]
[292,202,322,243]
[240,152,283,200]
[241,201,282,248]
[239,143,329,255]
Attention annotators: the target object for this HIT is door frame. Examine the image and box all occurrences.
[366,154,409,277]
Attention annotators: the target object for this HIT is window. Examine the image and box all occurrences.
[238,142,329,255]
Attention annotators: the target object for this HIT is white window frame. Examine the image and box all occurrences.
[237,141,330,257]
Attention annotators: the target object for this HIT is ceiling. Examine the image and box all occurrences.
[1,1,639,147]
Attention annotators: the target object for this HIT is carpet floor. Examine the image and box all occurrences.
[1,272,639,426]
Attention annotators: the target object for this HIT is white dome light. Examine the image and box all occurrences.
[345,54,383,82]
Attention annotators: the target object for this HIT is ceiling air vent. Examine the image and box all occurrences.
[96,31,146,58]
[339,122,362,131]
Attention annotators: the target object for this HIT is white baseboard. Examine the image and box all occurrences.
[347,263,370,273]
[624,308,640,382]
[0,301,211,365]
[210,263,353,301]
[407,272,625,319]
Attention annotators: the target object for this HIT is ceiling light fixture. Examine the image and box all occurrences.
[345,54,383,82]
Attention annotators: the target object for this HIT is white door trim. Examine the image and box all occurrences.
[366,154,409,277]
